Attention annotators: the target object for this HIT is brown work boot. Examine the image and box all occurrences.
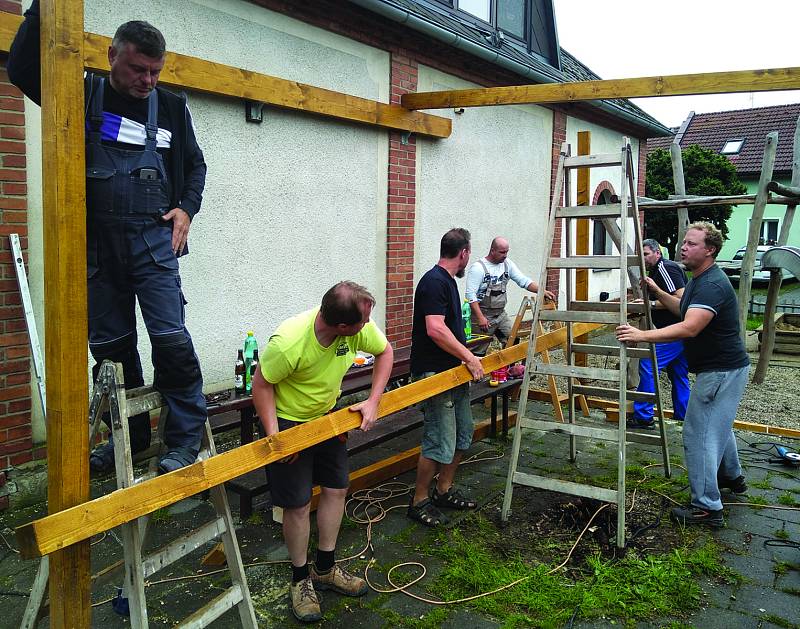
[310,564,368,597]
[290,576,322,623]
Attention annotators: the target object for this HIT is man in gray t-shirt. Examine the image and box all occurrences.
[617,222,750,529]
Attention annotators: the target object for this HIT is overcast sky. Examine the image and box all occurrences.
[552,0,800,129]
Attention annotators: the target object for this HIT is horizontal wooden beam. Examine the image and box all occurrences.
[16,322,602,559]
[639,193,798,210]
[0,11,450,138]
[401,67,800,110]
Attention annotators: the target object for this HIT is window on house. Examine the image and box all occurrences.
[757,219,779,244]
[592,191,614,260]
[721,139,744,155]
[497,0,526,39]
[459,0,491,22]
[434,0,558,65]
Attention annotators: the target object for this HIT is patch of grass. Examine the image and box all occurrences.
[761,614,794,629]
[746,316,764,331]
[750,477,773,490]
[245,511,264,526]
[779,587,800,597]
[748,495,770,508]
[420,523,736,627]
[777,492,798,507]
[775,528,790,540]
[150,507,171,524]
[773,561,790,576]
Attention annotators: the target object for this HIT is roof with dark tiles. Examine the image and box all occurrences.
[647,104,800,176]
[350,0,670,135]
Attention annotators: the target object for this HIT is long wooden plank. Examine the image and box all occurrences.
[16,322,602,559]
[401,67,800,110]
[0,12,450,138]
[39,0,91,626]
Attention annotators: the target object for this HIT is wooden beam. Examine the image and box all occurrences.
[575,132,590,367]
[15,323,601,559]
[401,67,800,110]
[670,144,690,262]
[39,0,91,626]
[738,132,778,339]
[0,11,450,138]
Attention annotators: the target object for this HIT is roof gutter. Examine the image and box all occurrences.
[349,0,671,137]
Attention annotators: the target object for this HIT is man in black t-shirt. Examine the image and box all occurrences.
[408,228,484,527]
[629,239,690,427]
[8,3,208,475]
[617,223,750,529]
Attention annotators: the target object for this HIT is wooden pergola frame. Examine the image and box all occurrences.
[7,2,800,624]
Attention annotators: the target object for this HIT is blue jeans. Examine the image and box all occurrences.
[683,365,749,510]
[413,373,473,464]
[633,340,690,422]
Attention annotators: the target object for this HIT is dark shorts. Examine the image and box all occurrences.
[267,417,350,508]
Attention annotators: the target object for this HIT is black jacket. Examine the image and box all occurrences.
[7,0,207,219]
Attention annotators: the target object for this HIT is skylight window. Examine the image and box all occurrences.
[721,139,744,154]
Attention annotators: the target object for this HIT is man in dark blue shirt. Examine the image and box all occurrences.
[617,223,750,528]
[408,228,484,527]
[629,239,690,427]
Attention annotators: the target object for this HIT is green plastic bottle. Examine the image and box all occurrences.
[462,300,472,340]
[243,331,258,393]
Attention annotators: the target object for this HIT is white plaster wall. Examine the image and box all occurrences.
[415,65,553,314]
[564,117,642,301]
[26,0,390,408]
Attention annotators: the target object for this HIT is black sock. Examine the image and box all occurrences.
[292,563,309,583]
[315,549,335,574]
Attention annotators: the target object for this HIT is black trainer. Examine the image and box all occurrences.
[626,417,655,430]
[158,446,199,474]
[671,504,724,529]
[718,474,747,494]
[89,442,116,474]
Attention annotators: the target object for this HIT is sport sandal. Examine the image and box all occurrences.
[407,497,449,527]
[431,486,477,510]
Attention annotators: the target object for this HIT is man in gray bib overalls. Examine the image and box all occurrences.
[8,5,208,474]
[464,237,555,355]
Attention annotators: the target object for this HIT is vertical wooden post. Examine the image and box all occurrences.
[40,0,91,626]
[738,132,778,340]
[753,117,800,384]
[669,143,690,260]
[575,131,590,366]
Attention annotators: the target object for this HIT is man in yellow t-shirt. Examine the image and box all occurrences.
[252,281,393,623]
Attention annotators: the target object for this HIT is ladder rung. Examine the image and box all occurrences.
[512,471,617,503]
[556,203,624,219]
[568,301,645,314]
[142,517,227,579]
[572,343,651,359]
[548,256,640,269]
[175,585,243,628]
[573,385,655,403]
[626,432,666,446]
[563,153,622,169]
[521,418,622,441]
[531,363,620,382]
[539,310,620,324]
[127,390,166,416]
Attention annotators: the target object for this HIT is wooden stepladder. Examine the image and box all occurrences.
[505,297,589,422]
[501,139,671,549]
[22,361,258,629]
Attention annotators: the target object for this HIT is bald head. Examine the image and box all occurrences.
[487,237,510,264]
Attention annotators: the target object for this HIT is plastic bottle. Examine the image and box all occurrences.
[243,331,258,394]
[234,349,246,395]
[248,349,260,393]
[462,300,472,340]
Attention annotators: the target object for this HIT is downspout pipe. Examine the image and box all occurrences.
[349,0,671,137]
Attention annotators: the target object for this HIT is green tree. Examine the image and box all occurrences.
[644,145,747,259]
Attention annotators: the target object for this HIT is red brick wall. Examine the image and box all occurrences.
[547,110,567,301]
[385,52,418,347]
[0,0,30,507]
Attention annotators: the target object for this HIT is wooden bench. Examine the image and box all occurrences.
[224,377,520,520]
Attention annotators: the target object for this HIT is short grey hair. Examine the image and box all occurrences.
[642,238,661,254]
